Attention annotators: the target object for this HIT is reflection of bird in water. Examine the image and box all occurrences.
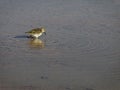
[29,39,45,48]
[25,27,46,39]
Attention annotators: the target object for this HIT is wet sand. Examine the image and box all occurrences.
[0,0,120,90]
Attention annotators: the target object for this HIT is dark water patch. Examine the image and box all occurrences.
[40,76,48,79]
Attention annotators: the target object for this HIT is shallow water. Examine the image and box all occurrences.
[0,0,120,90]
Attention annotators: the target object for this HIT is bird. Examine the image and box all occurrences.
[25,27,46,38]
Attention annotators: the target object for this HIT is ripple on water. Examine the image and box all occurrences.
[45,28,120,58]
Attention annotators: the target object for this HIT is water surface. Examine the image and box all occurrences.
[0,0,120,90]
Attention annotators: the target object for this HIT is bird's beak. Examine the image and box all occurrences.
[44,32,46,35]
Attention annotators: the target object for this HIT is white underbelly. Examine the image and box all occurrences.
[31,33,42,38]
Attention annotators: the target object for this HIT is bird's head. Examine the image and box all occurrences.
[41,27,46,35]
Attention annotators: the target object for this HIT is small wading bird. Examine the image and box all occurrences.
[25,27,46,38]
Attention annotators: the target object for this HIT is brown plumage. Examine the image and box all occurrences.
[25,27,46,38]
